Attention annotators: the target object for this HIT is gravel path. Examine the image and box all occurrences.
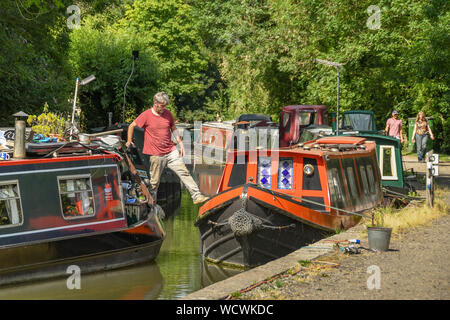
[237,210,449,300]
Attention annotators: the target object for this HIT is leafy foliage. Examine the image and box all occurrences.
[0,0,73,126]
[192,0,450,152]
[1,0,449,152]
[27,103,67,137]
[68,12,160,128]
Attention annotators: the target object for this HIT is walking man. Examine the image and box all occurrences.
[126,92,209,204]
[385,110,404,143]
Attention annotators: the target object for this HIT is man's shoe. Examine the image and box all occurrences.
[193,194,209,205]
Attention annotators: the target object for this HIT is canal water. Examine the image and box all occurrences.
[0,164,243,300]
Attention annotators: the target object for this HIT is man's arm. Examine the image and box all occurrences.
[171,124,185,157]
[399,123,403,143]
[126,121,137,148]
[385,120,389,136]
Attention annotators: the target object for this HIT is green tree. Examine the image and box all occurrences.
[68,14,160,128]
[0,0,73,126]
[119,0,211,115]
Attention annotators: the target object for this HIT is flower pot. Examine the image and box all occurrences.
[367,226,392,251]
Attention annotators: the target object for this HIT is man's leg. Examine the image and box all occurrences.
[149,155,167,202]
[166,149,204,201]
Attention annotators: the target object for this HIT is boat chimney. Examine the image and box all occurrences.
[108,112,113,127]
[12,111,28,159]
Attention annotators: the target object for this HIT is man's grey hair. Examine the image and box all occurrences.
[154,92,170,105]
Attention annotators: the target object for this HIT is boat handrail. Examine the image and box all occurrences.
[262,187,372,219]
[290,194,371,218]
[39,140,113,159]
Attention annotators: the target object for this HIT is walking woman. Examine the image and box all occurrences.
[412,111,434,162]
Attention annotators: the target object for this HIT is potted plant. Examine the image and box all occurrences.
[366,209,392,251]
[27,103,68,142]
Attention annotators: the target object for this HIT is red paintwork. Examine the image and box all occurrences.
[199,123,234,150]
[279,105,329,147]
[198,172,222,196]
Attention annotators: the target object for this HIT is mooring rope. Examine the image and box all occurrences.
[382,187,425,200]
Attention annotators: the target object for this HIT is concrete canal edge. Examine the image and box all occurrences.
[181,224,366,300]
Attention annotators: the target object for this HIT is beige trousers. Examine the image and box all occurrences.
[149,149,201,201]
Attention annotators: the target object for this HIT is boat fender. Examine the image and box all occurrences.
[228,208,262,237]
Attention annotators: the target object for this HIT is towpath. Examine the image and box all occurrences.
[235,212,449,300]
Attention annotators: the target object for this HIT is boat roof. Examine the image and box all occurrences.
[236,114,272,122]
[202,121,235,129]
[228,136,376,159]
[314,136,366,145]
[282,105,328,112]
[342,110,375,115]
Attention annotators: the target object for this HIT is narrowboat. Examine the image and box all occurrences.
[194,114,275,165]
[0,135,165,285]
[195,136,383,268]
[193,120,234,165]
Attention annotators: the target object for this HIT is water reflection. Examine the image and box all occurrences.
[0,261,164,300]
[0,164,244,300]
[200,260,244,289]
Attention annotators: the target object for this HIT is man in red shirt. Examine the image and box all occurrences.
[385,110,403,143]
[126,92,208,204]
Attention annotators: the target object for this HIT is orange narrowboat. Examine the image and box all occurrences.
[195,136,383,268]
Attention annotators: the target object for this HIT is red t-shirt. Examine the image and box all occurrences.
[135,108,176,156]
[386,117,402,138]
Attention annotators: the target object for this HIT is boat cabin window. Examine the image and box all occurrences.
[358,163,370,196]
[257,156,272,188]
[341,113,375,131]
[379,145,398,181]
[323,111,329,126]
[0,181,23,227]
[356,156,381,204]
[282,113,291,132]
[58,175,95,219]
[326,158,348,209]
[299,111,315,126]
[278,158,293,189]
[228,155,248,187]
[342,158,361,209]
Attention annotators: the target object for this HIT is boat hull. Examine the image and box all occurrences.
[0,215,164,286]
[197,193,334,268]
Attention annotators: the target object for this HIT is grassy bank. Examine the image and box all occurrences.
[366,187,449,234]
